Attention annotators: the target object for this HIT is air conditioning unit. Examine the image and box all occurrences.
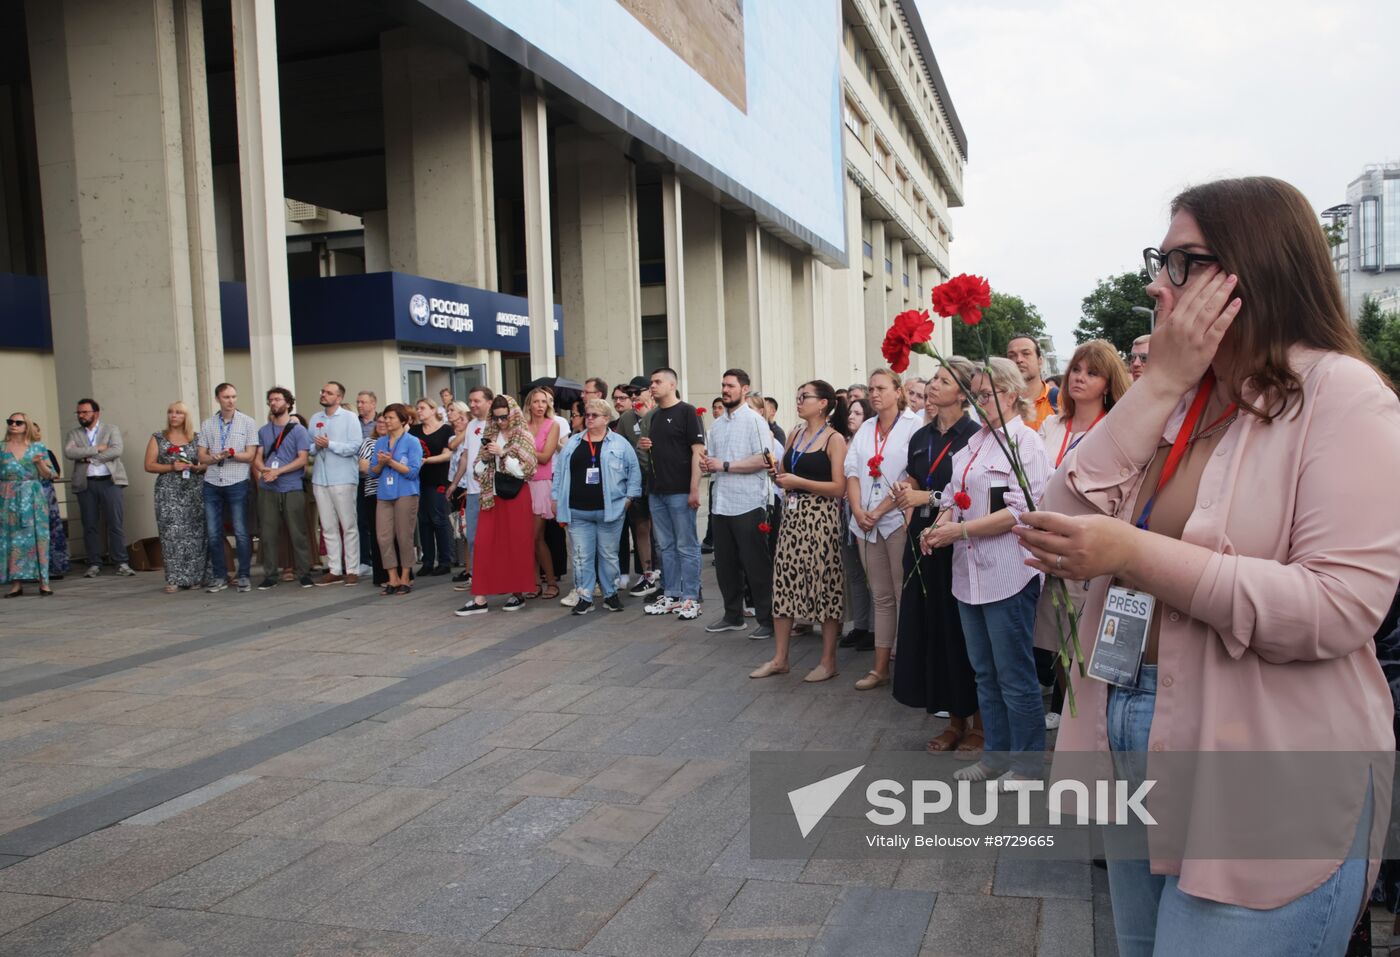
[285,199,324,222]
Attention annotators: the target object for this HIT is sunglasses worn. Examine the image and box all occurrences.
[6,419,26,427]
[1129,352,1150,364]
[585,413,607,420]
[491,415,510,423]
[1143,247,1219,286]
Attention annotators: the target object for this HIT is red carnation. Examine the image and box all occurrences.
[868,454,884,478]
[169,446,182,454]
[880,309,934,373]
[931,274,992,326]
[316,422,324,428]
[953,490,973,510]
[758,521,771,534]
[226,448,235,456]
[697,408,705,417]
[436,485,446,494]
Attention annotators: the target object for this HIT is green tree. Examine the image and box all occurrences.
[950,291,1046,359]
[1358,295,1385,345]
[1356,296,1400,388]
[1073,269,1154,355]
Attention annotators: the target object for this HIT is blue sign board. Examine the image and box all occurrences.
[0,274,52,350]
[388,273,564,354]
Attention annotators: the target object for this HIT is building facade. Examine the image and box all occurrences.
[1331,163,1400,320]
[0,0,965,543]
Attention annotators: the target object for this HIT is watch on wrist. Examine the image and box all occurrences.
[723,461,730,472]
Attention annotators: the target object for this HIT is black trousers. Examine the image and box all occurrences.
[77,477,128,565]
[416,484,452,570]
[713,507,773,628]
[356,480,374,567]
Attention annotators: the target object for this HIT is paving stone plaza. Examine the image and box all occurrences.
[0,564,1127,956]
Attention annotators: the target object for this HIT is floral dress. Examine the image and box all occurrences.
[0,441,51,584]
[43,451,70,576]
[153,433,209,587]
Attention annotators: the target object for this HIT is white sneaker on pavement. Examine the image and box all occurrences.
[560,590,580,608]
[1045,712,1061,731]
[84,565,100,578]
[675,599,701,620]
[115,564,136,577]
[644,595,679,615]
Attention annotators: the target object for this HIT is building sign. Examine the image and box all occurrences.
[390,273,563,354]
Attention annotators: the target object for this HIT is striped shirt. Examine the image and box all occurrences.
[939,416,1051,605]
[359,437,379,498]
[707,403,771,517]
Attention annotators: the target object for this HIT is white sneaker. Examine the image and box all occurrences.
[676,599,701,620]
[115,563,136,577]
[645,595,679,615]
[560,590,580,608]
[358,564,373,577]
[84,565,100,579]
[1045,712,1061,731]
[615,575,630,591]
[743,605,756,618]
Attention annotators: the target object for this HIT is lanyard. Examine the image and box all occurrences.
[1134,371,1237,531]
[585,435,599,465]
[217,415,234,451]
[1055,409,1108,468]
[923,432,960,490]
[267,423,292,456]
[787,425,827,473]
[85,426,99,447]
[959,430,994,497]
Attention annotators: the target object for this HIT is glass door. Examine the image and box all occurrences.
[400,360,427,405]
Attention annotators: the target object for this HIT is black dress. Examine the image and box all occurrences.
[893,414,980,717]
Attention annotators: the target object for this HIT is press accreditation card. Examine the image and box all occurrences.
[1086,584,1154,688]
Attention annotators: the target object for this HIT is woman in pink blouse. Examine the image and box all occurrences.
[1016,177,1400,954]
[921,356,1051,786]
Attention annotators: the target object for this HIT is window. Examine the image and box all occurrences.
[875,138,891,175]
[843,97,866,139]
[1360,198,1380,269]
[1385,179,1400,268]
[641,315,668,377]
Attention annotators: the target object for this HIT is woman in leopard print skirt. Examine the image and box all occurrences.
[750,380,849,683]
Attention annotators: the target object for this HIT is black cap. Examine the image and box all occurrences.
[627,375,650,393]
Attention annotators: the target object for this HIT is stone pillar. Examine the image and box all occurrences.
[520,89,556,378]
[26,0,222,542]
[722,211,759,374]
[841,177,866,388]
[362,210,389,272]
[231,0,295,404]
[862,218,888,376]
[660,171,687,390]
[381,29,495,288]
[681,185,724,404]
[555,128,642,387]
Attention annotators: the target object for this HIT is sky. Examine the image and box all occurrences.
[912,0,1400,358]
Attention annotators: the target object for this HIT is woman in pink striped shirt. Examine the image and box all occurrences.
[921,356,1052,787]
[1016,177,1400,955]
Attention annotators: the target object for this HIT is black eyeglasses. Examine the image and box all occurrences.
[1143,247,1219,286]
[795,393,817,403]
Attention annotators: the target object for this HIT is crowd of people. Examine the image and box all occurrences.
[5,175,1400,954]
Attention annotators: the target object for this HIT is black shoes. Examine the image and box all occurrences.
[603,594,624,613]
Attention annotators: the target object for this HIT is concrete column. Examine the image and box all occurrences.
[362,210,389,272]
[660,171,687,389]
[721,210,758,374]
[862,218,888,376]
[680,185,724,404]
[887,236,903,301]
[173,0,224,416]
[555,128,642,387]
[792,255,817,389]
[381,29,495,288]
[905,251,919,308]
[26,0,219,542]
[231,0,295,403]
[841,177,866,388]
[520,89,556,377]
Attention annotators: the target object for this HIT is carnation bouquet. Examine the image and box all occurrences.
[882,274,1086,716]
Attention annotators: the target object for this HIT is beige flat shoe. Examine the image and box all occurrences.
[853,671,890,691]
[803,665,838,683]
[749,661,790,679]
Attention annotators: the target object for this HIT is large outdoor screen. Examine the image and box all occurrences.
[428,0,846,262]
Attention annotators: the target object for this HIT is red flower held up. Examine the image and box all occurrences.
[880,309,935,373]
[953,490,973,511]
[868,454,884,478]
[931,274,992,326]
[697,408,705,417]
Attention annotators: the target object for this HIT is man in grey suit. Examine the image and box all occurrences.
[64,398,135,577]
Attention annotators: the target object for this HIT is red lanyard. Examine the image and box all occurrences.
[871,419,894,464]
[585,435,599,464]
[1135,370,1237,530]
[959,430,993,497]
[1055,409,1107,468]
[924,437,958,489]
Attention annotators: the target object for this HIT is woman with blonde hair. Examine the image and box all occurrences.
[843,367,921,690]
[1038,339,1130,471]
[523,387,562,599]
[144,401,209,592]
[455,394,538,615]
[2,412,57,596]
[920,356,1051,786]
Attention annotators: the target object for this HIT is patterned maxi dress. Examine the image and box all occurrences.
[152,433,209,588]
[0,441,51,585]
[43,451,70,576]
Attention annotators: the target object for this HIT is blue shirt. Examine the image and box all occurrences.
[256,422,310,493]
[372,433,422,500]
[308,406,363,486]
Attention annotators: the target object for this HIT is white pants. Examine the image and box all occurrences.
[313,483,359,575]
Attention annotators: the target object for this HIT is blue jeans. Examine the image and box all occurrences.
[649,492,700,601]
[569,509,625,600]
[957,577,1044,775]
[1105,666,1372,956]
[204,480,251,580]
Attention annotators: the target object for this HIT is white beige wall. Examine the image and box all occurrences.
[1,348,61,460]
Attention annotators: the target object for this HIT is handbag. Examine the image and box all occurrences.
[493,472,524,500]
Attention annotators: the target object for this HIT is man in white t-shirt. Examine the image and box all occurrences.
[449,386,492,590]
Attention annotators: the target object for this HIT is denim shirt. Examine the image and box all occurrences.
[552,430,640,524]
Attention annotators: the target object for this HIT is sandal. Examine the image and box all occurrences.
[926,728,962,753]
[541,584,560,600]
[954,729,984,760]
[163,585,179,594]
[39,587,53,597]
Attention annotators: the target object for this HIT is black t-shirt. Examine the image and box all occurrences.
[569,438,605,511]
[410,423,452,488]
[645,401,705,494]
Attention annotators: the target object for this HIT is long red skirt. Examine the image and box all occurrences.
[471,492,538,595]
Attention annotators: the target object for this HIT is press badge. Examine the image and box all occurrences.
[1086,584,1154,688]
[918,505,931,519]
[385,473,395,487]
[267,458,280,470]
[181,469,190,480]
[585,467,601,485]
[787,496,799,512]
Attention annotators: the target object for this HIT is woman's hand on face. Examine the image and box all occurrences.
[1146,267,1242,395]
[1013,511,1136,580]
